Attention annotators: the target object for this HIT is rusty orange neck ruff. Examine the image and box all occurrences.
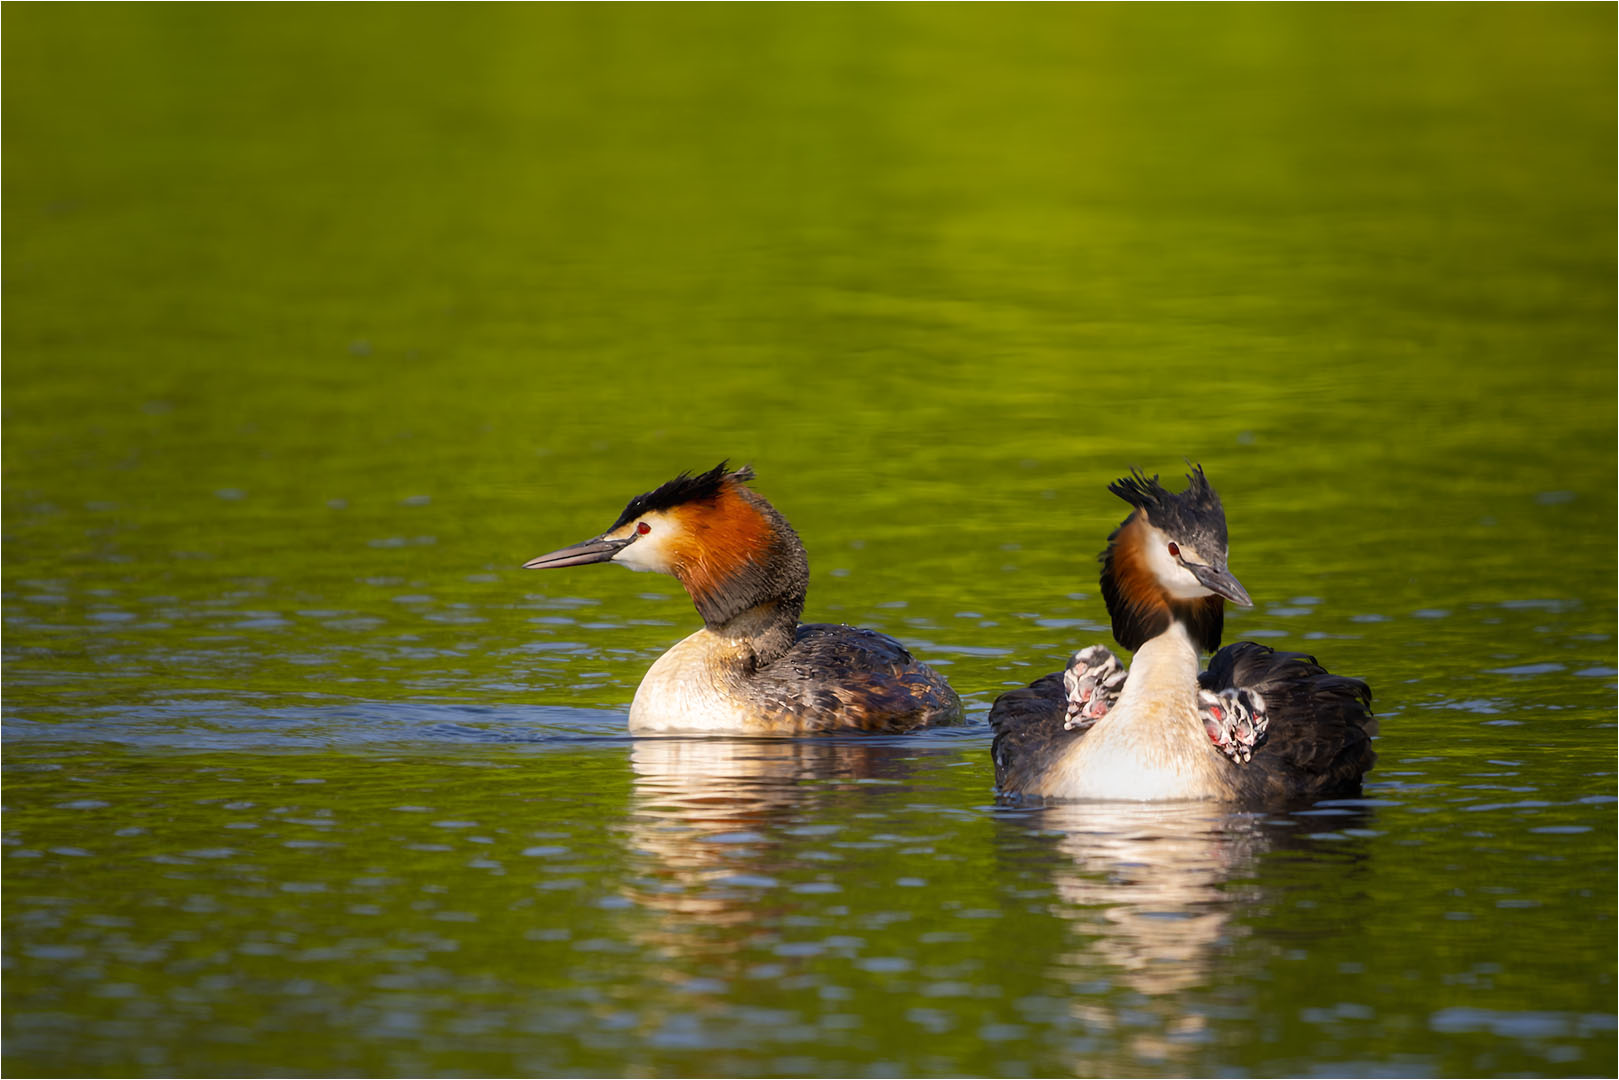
[664,481,810,658]
[1099,512,1225,654]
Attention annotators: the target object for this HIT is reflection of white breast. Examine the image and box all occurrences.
[628,628,755,733]
[1043,624,1234,801]
[1039,801,1263,1000]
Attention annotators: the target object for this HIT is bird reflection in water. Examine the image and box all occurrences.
[607,736,972,1051]
[622,737,933,926]
[1004,799,1373,1070]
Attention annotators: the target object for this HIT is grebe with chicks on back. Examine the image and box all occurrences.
[990,465,1376,804]
[525,462,964,735]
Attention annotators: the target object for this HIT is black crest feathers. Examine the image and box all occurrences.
[1107,464,1227,550]
[609,461,755,531]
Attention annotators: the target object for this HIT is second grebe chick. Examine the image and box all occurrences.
[990,466,1376,804]
[524,462,965,735]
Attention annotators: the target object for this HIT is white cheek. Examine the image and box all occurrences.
[1163,568,1214,600]
[1142,530,1214,600]
[612,530,678,575]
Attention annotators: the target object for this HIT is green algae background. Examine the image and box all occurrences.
[5,6,1615,1077]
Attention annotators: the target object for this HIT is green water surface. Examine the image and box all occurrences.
[5,6,1615,1077]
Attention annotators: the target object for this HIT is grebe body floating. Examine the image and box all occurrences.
[989,466,1375,804]
[527,463,964,735]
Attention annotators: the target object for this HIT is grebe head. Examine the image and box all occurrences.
[524,462,810,629]
[1099,464,1252,653]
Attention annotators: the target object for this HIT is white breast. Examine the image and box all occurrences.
[1038,623,1233,801]
[626,629,758,733]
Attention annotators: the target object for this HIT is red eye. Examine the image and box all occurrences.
[636,521,651,536]
[1167,542,1180,558]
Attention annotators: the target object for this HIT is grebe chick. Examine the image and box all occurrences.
[525,462,964,734]
[990,466,1375,804]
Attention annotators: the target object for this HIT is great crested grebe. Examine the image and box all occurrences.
[990,466,1375,804]
[525,462,964,734]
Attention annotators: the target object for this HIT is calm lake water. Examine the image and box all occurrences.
[4,6,1615,1077]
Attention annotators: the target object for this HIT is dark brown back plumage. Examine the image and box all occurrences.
[745,623,964,734]
[989,672,1077,794]
[1200,641,1377,803]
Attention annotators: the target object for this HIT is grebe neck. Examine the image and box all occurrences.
[1113,620,1202,713]
[671,485,809,665]
[708,599,799,667]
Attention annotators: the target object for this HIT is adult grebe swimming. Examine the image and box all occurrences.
[990,466,1375,804]
[525,462,964,734]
